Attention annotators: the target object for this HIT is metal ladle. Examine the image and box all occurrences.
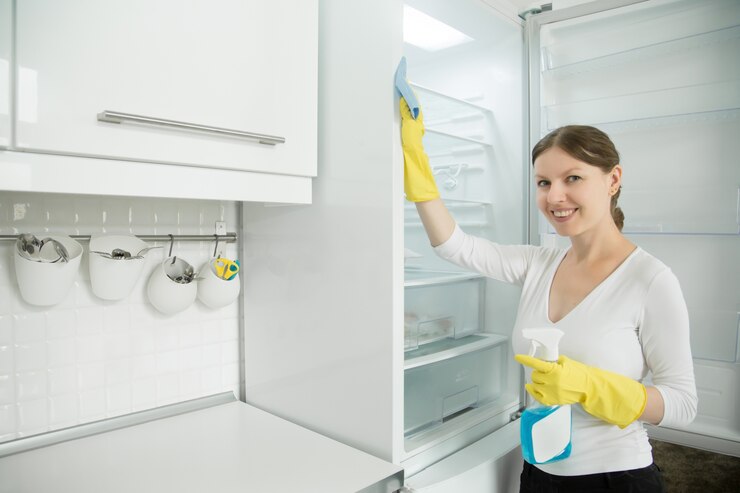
[40,238,70,263]
[16,234,69,263]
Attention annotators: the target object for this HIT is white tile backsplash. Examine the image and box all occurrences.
[0,191,242,442]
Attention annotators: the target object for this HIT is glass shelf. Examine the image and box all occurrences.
[540,0,740,72]
[543,25,740,78]
[544,218,739,238]
[404,333,508,370]
[595,107,740,135]
[544,81,740,131]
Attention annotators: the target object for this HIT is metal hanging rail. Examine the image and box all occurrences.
[0,232,238,243]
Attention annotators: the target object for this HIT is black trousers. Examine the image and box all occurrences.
[519,461,666,493]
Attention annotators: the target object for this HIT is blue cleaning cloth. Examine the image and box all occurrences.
[395,57,420,120]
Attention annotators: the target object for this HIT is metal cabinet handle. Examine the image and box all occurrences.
[97,110,285,146]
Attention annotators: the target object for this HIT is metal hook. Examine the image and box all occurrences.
[213,234,220,258]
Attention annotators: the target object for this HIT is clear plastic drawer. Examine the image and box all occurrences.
[404,338,505,437]
[404,271,484,351]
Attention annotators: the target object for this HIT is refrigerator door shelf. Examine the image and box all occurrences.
[409,82,491,120]
[404,393,521,465]
[410,82,492,158]
[405,201,492,231]
[404,420,522,493]
[404,340,508,443]
[404,275,485,351]
[404,269,484,287]
[423,128,492,157]
[405,332,508,370]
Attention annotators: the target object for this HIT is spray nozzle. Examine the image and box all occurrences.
[522,328,564,362]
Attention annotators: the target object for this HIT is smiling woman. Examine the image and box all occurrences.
[403,95,697,491]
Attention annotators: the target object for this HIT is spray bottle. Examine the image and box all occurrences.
[520,328,572,464]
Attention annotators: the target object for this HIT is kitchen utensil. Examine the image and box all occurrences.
[197,257,241,309]
[14,234,83,306]
[16,235,69,263]
[88,234,153,301]
[147,257,198,314]
[164,256,198,284]
[213,257,240,280]
[39,237,70,263]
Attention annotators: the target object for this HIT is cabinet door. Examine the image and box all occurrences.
[15,0,317,177]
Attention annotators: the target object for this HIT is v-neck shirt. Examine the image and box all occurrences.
[434,224,697,476]
[545,247,639,325]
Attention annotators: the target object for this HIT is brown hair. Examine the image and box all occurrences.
[532,125,624,231]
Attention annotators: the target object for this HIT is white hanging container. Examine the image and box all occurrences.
[197,257,241,309]
[147,257,198,315]
[88,234,153,301]
[14,234,83,306]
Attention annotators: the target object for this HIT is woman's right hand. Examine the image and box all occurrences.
[400,97,440,202]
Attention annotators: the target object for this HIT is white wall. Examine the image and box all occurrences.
[0,191,241,442]
[240,0,404,463]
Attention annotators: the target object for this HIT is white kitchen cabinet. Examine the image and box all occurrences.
[0,0,10,147]
[13,0,317,178]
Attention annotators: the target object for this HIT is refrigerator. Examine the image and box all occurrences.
[240,0,740,490]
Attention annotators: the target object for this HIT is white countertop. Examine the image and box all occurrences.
[0,399,403,493]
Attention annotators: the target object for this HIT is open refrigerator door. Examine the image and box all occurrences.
[400,0,527,484]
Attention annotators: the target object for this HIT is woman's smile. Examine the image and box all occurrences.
[551,208,578,221]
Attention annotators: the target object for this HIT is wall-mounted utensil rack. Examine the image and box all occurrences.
[0,233,238,243]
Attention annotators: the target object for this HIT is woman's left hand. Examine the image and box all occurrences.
[515,354,647,428]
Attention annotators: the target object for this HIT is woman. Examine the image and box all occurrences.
[400,98,697,492]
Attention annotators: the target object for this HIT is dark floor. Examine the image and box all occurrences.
[650,439,740,492]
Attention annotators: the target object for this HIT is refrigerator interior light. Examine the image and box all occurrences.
[403,5,473,52]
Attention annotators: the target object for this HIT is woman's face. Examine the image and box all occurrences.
[533,146,621,238]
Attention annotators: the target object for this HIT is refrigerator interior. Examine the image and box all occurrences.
[534,0,740,447]
[402,0,526,462]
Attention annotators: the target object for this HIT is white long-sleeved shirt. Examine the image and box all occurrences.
[434,225,697,476]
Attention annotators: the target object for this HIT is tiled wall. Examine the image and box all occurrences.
[0,191,242,443]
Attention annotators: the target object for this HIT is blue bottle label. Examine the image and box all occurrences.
[520,405,572,464]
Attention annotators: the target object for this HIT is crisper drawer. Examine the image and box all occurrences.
[404,337,506,437]
[404,272,484,350]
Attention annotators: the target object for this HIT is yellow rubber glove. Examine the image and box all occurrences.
[515,354,647,429]
[400,97,440,202]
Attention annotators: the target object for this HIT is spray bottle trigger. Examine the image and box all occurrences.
[528,339,544,358]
